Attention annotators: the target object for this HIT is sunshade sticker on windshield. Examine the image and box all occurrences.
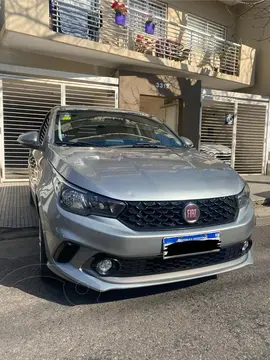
[61,113,72,121]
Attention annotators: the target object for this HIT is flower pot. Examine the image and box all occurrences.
[145,23,155,35]
[115,13,126,26]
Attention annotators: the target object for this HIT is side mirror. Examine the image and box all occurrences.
[180,136,194,148]
[17,131,40,149]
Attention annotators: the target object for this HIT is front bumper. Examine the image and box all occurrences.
[41,198,255,292]
[48,250,253,292]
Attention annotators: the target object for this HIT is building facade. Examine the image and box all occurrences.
[0,0,265,181]
[234,0,270,97]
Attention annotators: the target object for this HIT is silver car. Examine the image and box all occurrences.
[18,106,255,292]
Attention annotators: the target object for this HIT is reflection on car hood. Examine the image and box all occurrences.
[48,145,244,201]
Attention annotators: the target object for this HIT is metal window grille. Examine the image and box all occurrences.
[128,0,167,38]
[50,0,102,42]
[186,13,227,39]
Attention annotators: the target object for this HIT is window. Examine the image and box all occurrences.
[185,13,227,57]
[54,110,184,148]
[128,0,167,38]
[49,0,102,41]
[39,113,51,144]
[186,14,227,39]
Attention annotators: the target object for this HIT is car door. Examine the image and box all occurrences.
[29,112,51,197]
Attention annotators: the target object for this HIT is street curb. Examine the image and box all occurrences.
[252,198,270,206]
[253,200,265,206]
[256,217,270,227]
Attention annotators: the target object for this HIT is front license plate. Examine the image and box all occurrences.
[163,232,221,259]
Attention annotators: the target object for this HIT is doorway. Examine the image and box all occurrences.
[140,95,181,134]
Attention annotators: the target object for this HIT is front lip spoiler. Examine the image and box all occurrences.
[47,250,253,292]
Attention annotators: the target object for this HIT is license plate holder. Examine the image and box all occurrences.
[163,232,221,259]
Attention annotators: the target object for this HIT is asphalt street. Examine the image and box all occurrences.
[0,225,270,360]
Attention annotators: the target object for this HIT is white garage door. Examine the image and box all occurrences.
[235,103,267,174]
[201,94,268,175]
[201,101,234,165]
[0,77,118,181]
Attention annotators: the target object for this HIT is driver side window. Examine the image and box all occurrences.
[39,113,51,145]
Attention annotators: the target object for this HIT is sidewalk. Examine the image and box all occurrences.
[0,182,38,229]
[242,175,270,226]
[243,175,270,205]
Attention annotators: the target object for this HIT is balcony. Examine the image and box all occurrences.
[0,0,255,90]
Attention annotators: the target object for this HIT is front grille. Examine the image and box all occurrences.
[118,196,238,231]
[94,243,248,278]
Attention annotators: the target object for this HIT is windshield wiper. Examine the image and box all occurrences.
[55,142,168,149]
[111,142,167,149]
[55,142,98,147]
[133,143,167,148]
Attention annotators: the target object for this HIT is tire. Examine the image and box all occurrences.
[39,220,54,280]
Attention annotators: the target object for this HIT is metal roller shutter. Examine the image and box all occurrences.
[1,78,118,181]
[201,101,234,165]
[201,91,268,174]
[2,79,61,180]
[234,104,267,174]
[65,84,116,108]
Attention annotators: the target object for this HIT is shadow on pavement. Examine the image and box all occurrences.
[0,233,217,306]
[247,181,270,185]
[253,192,270,204]
[2,269,217,307]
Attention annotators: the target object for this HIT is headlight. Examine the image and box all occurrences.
[238,183,250,209]
[53,176,126,217]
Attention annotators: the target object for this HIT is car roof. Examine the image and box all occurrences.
[52,106,163,123]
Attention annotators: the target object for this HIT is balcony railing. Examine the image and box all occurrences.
[49,0,241,76]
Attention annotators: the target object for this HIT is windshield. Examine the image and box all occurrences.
[54,110,184,148]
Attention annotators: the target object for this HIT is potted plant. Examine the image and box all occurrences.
[145,15,155,35]
[135,34,154,55]
[112,1,127,26]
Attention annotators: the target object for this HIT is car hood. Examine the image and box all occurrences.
[48,146,244,201]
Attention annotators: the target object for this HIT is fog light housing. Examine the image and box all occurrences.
[242,240,251,254]
[54,241,80,263]
[96,259,113,275]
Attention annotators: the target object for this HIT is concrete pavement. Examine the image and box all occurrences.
[0,182,38,229]
[0,225,269,360]
[243,175,270,205]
